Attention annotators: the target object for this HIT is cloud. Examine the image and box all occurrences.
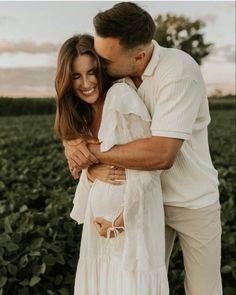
[0,40,59,54]
[0,67,56,97]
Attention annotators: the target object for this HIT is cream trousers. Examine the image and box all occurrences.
[165,201,222,295]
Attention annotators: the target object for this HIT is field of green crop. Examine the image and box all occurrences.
[0,109,235,295]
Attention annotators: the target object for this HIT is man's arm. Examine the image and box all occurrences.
[89,136,183,171]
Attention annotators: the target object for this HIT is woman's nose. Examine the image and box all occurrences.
[81,77,90,88]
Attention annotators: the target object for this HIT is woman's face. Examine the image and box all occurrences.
[71,54,100,105]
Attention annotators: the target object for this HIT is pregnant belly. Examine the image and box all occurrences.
[90,179,125,222]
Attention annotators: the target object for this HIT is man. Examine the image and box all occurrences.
[65,2,222,294]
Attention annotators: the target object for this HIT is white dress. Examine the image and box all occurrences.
[70,82,169,295]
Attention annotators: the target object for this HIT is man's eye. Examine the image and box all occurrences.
[100,58,111,65]
[104,59,112,65]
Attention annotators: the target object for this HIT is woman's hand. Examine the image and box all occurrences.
[94,213,124,238]
[67,158,80,180]
[87,163,126,185]
[63,137,99,177]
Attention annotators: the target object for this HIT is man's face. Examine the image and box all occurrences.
[94,35,135,79]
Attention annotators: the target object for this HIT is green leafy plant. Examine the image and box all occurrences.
[0,107,235,294]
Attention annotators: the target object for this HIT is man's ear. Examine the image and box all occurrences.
[134,51,145,63]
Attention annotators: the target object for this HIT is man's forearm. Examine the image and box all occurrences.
[89,136,182,170]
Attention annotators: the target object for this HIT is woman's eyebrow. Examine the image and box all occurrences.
[88,67,97,71]
[71,67,96,75]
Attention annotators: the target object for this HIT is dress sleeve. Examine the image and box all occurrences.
[70,169,93,224]
[98,82,151,152]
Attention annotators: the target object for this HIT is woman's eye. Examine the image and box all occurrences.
[72,74,80,80]
[88,69,96,75]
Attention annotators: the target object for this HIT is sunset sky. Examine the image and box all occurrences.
[0,0,235,97]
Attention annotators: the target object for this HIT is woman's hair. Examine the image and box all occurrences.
[93,2,156,49]
[54,34,111,140]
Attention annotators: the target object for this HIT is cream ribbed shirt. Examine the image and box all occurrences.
[124,41,219,209]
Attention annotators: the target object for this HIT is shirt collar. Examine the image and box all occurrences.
[123,40,161,87]
[141,40,161,79]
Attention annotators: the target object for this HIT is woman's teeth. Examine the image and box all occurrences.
[82,88,95,95]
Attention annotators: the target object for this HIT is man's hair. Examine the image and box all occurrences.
[93,2,156,49]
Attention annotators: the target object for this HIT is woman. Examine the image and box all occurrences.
[54,34,169,295]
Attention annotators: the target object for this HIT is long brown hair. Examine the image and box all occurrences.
[54,34,111,140]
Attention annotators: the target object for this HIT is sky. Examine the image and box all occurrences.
[0,0,235,97]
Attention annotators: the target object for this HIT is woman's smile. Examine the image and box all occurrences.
[72,54,101,106]
[80,86,96,96]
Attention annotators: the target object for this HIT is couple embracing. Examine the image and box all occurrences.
[54,2,222,295]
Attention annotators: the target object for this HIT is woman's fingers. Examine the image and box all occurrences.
[72,168,80,179]
[87,164,126,185]
[93,217,124,238]
[106,179,125,185]
[94,221,102,232]
[110,170,126,176]
[87,164,125,184]
[108,166,126,182]
[94,217,112,237]
[68,159,81,179]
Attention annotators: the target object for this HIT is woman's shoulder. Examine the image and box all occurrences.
[106,80,136,98]
[104,80,151,121]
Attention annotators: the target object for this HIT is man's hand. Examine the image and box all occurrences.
[63,138,100,176]
[87,164,126,185]
[94,213,124,238]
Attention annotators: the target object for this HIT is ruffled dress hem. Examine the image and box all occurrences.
[75,256,169,295]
